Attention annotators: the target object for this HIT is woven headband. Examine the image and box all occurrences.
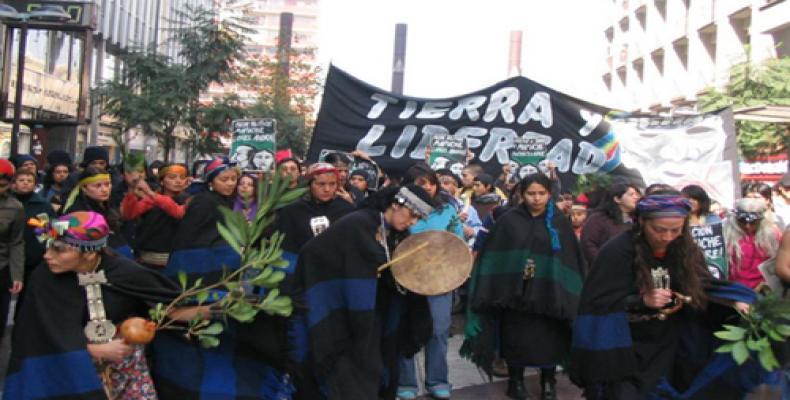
[637,195,691,218]
[394,187,433,218]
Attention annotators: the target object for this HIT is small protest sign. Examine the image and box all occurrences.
[508,134,551,180]
[230,118,277,172]
[690,222,728,278]
[428,135,467,176]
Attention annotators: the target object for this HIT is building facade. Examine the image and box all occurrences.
[602,0,789,113]
[202,0,319,106]
[0,0,214,163]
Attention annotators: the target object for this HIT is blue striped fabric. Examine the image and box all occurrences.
[3,350,103,399]
[305,279,377,328]
[152,326,293,399]
[113,244,134,260]
[277,251,298,275]
[164,246,241,277]
[707,282,756,304]
[572,312,633,351]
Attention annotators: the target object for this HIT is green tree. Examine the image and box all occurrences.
[92,6,247,162]
[192,94,246,157]
[92,50,190,162]
[241,44,323,158]
[698,54,790,159]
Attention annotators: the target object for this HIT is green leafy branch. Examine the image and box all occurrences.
[148,173,306,347]
[714,294,790,371]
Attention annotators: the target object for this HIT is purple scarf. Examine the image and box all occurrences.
[233,196,258,221]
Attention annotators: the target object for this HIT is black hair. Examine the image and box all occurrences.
[645,183,673,195]
[43,161,73,190]
[742,181,772,204]
[631,214,708,310]
[435,168,462,187]
[403,162,433,186]
[518,173,560,251]
[324,152,352,166]
[680,184,711,218]
[597,182,641,224]
[277,157,302,170]
[406,167,447,207]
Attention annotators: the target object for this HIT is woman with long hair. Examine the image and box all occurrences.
[463,174,585,400]
[580,181,641,264]
[233,173,258,222]
[570,193,764,399]
[62,167,132,258]
[681,184,721,226]
[121,163,189,269]
[724,197,782,289]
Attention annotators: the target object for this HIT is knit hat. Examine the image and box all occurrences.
[204,156,235,183]
[733,198,767,222]
[0,159,14,180]
[81,146,109,168]
[29,211,109,252]
[47,150,72,167]
[13,154,37,169]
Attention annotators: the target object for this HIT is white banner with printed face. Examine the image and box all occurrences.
[611,110,739,208]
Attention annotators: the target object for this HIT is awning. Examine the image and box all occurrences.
[733,105,790,123]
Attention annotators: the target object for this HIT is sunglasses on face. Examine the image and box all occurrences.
[737,218,762,225]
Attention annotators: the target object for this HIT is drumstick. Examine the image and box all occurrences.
[377,242,430,273]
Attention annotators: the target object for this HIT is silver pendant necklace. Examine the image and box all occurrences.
[78,258,116,343]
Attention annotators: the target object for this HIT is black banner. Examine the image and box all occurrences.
[308,65,642,188]
[308,65,743,204]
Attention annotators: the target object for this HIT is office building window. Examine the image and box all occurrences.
[633,58,644,81]
[699,24,716,62]
[673,38,688,70]
[651,49,664,75]
[635,6,647,30]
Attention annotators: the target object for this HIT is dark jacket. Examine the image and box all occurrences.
[579,211,631,265]
[14,191,55,270]
[0,193,25,282]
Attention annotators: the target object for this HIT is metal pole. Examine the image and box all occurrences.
[507,30,523,77]
[275,12,293,109]
[11,24,27,158]
[0,27,15,121]
[391,23,407,94]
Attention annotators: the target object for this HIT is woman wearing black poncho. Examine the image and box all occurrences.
[4,211,182,399]
[291,184,435,400]
[463,173,586,400]
[569,193,764,399]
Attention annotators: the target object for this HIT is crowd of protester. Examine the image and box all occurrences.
[0,145,787,400]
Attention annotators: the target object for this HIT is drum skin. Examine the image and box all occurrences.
[390,231,473,296]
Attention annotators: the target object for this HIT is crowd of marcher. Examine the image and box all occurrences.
[0,145,787,400]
